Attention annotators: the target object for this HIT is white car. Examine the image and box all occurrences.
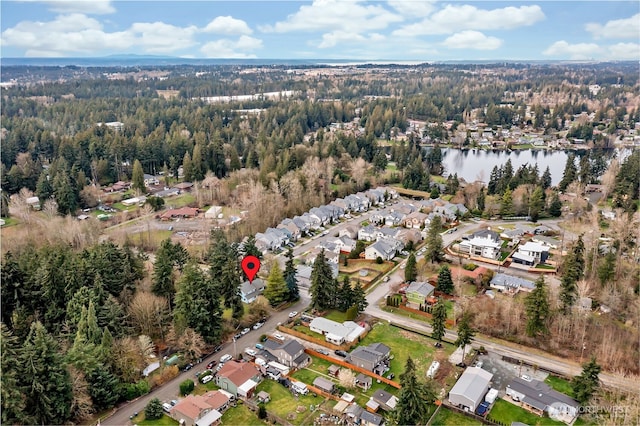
[288,311,298,318]
[273,333,285,341]
[219,354,232,363]
[244,348,257,357]
[201,375,214,384]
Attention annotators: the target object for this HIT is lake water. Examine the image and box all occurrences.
[437,148,622,185]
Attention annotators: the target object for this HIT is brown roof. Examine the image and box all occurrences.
[203,390,230,411]
[173,394,213,420]
[159,207,199,219]
[217,361,260,387]
[174,182,194,190]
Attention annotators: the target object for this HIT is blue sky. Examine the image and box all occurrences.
[1,1,638,60]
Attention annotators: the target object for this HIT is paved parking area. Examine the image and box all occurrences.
[476,352,549,395]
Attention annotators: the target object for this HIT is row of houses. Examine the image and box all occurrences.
[254,187,398,253]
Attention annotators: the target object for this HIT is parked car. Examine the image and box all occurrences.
[233,333,242,340]
[253,322,264,330]
[244,348,257,357]
[206,361,217,369]
[476,401,490,416]
[334,350,348,357]
[288,311,298,318]
[273,333,285,341]
[213,345,222,353]
[317,348,329,355]
[182,363,193,372]
[521,374,532,381]
[201,375,214,384]
[220,354,233,363]
[170,400,178,406]
[255,343,264,350]
[241,327,251,335]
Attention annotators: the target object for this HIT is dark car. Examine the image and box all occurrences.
[213,345,223,353]
[476,401,490,416]
[206,361,217,369]
[334,350,348,357]
[183,363,193,372]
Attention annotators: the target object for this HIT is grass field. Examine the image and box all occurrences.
[544,375,573,396]
[358,323,455,383]
[221,403,264,426]
[340,259,394,273]
[255,379,325,425]
[0,217,19,227]
[488,399,565,426]
[127,229,173,248]
[166,193,196,208]
[324,310,349,323]
[430,406,482,425]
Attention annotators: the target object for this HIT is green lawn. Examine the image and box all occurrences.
[221,403,264,426]
[544,375,573,396]
[324,310,349,323]
[358,323,455,382]
[130,413,179,425]
[430,406,482,425]
[290,367,323,384]
[0,217,19,227]
[488,399,565,426]
[167,193,196,208]
[292,325,325,340]
[255,379,325,425]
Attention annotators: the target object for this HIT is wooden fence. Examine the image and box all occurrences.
[305,348,401,389]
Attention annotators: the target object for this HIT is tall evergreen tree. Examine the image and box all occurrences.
[436,265,454,295]
[395,357,435,426]
[431,297,447,344]
[182,151,193,182]
[337,277,354,311]
[572,357,601,404]
[208,230,242,319]
[476,186,486,212]
[242,235,262,259]
[529,186,544,222]
[87,366,120,410]
[548,192,563,217]
[500,187,515,217]
[152,243,176,305]
[351,281,368,314]
[53,170,78,215]
[284,248,299,301]
[36,170,53,201]
[560,236,585,313]
[1,323,27,425]
[132,159,145,192]
[310,249,337,310]
[541,166,552,190]
[264,262,288,307]
[558,153,577,191]
[455,312,475,364]
[174,262,223,344]
[525,276,550,337]
[191,144,204,181]
[404,252,418,282]
[18,321,73,425]
[425,215,444,263]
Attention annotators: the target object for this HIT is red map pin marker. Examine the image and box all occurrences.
[241,255,261,283]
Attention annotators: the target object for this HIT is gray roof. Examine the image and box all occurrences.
[507,378,578,410]
[406,281,435,297]
[313,376,335,392]
[240,279,265,297]
[449,367,493,405]
[280,339,305,356]
[471,229,500,241]
[490,273,535,290]
[373,389,397,407]
[369,240,395,256]
[360,410,384,426]
[355,373,372,385]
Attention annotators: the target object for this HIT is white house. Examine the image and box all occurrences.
[309,318,365,345]
[448,367,493,411]
[513,241,549,266]
[240,279,266,304]
[458,229,502,259]
[365,241,396,261]
[506,377,579,424]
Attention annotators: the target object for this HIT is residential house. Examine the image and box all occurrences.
[403,211,428,229]
[263,339,310,368]
[424,211,445,227]
[159,207,199,220]
[25,196,41,210]
[300,212,321,230]
[365,188,386,205]
[144,174,159,187]
[309,318,366,345]
[405,281,435,309]
[215,361,261,398]
[365,241,396,261]
[316,241,341,254]
[155,187,181,198]
[344,404,384,426]
[501,228,526,240]
[371,390,399,411]
[448,367,493,411]
[174,181,194,192]
[355,373,373,391]
[340,225,359,240]
[309,207,330,225]
[278,218,301,241]
[334,236,357,253]
[369,209,387,225]
[265,227,289,247]
[326,204,345,219]
[292,216,310,235]
[313,376,335,394]
[490,273,535,293]
[255,232,279,252]
[458,229,502,260]
[347,343,390,375]
[506,377,579,424]
[296,263,338,289]
[531,235,560,250]
[434,203,468,221]
[375,226,400,240]
[358,225,378,242]
[331,198,349,212]
[306,247,340,265]
[170,390,233,426]
[240,279,266,304]
[384,211,406,226]
[513,241,549,266]
[396,228,423,247]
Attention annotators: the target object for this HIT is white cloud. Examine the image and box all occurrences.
[585,13,640,39]
[387,0,436,17]
[442,31,502,50]
[607,42,640,60]
[1,14,198,56]
[393,4,545,36]
[203,16,252,35]
[542,41,602,60]
[200,35,262,58]
[1,13,131,56]
[20,0,115,14]
[129,22,198,53]
[260,0,402,34]
[317,31,385,49]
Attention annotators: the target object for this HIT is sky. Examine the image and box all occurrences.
[1,0,639,61]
